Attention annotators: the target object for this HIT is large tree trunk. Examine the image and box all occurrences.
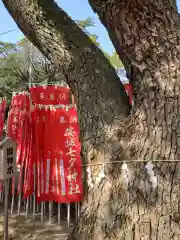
[78,1,180,239]
[87,0,180,158]
[3,0,180,239]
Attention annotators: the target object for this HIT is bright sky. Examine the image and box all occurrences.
[0,0,180,55]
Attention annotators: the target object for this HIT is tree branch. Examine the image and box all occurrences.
[2,0,129,104]
[89,0,180,89]
[2,0,131,163]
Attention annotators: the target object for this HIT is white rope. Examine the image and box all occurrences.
[30,82,69,88]
[32,104,76,111]
[82,159,180,167]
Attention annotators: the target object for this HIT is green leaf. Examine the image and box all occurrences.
[109,51,123,69]
[76,17,95,32]
[0,40,16,54]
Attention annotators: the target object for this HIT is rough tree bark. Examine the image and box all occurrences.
[84,1,180,240]
[3,0,180,239]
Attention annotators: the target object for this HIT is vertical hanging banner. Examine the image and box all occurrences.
[8,93,30,165]
[31,106,47,200]
[33,106,83,203]
[7,94,20,141]
[23,122,34,199]
[52,107,83,203]
[123,83,133,106]
[41,107,56,202]
[18,94,30,166]
[7,93,31,199]
[28,85,83,203]
[7,93,30,141]
[0,98,6,138]
[30,86,70,105]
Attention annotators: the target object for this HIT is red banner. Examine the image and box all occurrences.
[0,99,6,138]
[30,86,70,105]
[32,107,47,199]
[8,93,30,166]
[0,181,2,193]
[8,89,83,203]
[8,93,30,141]
[23,122,35,198]
[33,106,83,203]
[8,93,32,198]
[124,83,133,105]
[12,177,15,195]
[7,103,20,142]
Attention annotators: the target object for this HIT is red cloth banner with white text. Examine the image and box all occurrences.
[7,93,31,197]
[30,86,70,105]
[7,93,30,165]
[8,86,83,203]
[33,106,83,203]
[7,94,21,141]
